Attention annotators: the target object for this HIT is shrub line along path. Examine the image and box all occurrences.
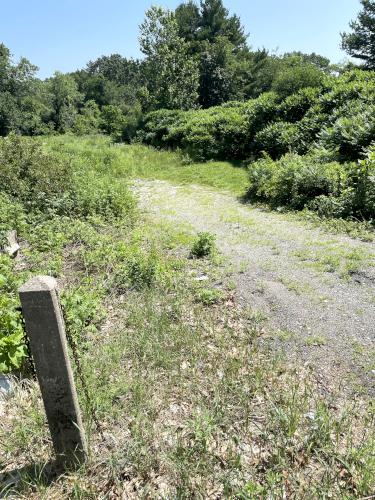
[134,179,375,393]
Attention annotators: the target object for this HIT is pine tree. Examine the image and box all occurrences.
[341,0,375,68]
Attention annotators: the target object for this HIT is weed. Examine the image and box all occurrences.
[196,287,222,306]
[190,232,216,259]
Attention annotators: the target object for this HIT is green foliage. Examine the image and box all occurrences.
[253,122,299,159]
[0,133,136,222]
[247,153,345,209]
[0,255,27,373]
[271,56,325,98]
[0,133,73,213]
[140,92,280,161]
[61,285,105,344]
[341,0,375,68]
[278,87,320,123]
[0,134,137,372]
[0,43,52,136]
[248,150,375,220]
[318,102,375,160]
[112,250,160,292]
[73,100,101,135]
[100,103,142,142]
[47,72,83,133]
[100,105,127,139]
[139,6,200,110]
[191,232,216,258]
[196,287,222,305]
[138,69,375,220]
[0,192,26,243]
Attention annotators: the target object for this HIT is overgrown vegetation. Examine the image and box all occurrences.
[0,134,136,372]
[1,132,374,498]
[1,0,375,224]
[1,0,375,496]
[139,70,375,222]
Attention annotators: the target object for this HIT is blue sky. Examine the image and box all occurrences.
[1,0,361,79]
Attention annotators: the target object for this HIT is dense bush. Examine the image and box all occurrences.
[247,149,375,220]
[0,134,136,221]
[278,87,320,123]
[0,134,73,212]
[100,103,142,142]
[0,255,27,372]
[271,61,325,98]
[318,103,375,161]
[140,92,281,160]
[191,232,216,258]
[139,70,375,164]
[137,69,375,221]
[253,122,299,159]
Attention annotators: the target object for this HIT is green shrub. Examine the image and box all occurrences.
[0,133,73,212]
[318,103,375,161]
[197,287,222,305]
[271,62,325,99]
[138,109,185,148]
[278,88,320,123]
[191,232,216,258]
[0,134,136,223]
[247,153,348,210]
[247,148,375,220]
[140,93,280,161]
[253,122,299,159]
[0,193,26,245]
[61,285,105,345]
[73,172,136,221]
[73,100,101,135]
[112,250,160,292]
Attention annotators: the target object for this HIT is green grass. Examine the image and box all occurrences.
[293,241,374,278]
[44,135,250,197]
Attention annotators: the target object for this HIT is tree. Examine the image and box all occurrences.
[341,0,375,68]
[283,51,331,72]
[175,0,247,50]
[173,0,249,106]
[0,43,51,136]
[271,55,325,98]
[199,37,236,107]
[139,6,199,110]
[86,54,143,87]
[175,1,201,44]
[199,0,247,48]
[48,72,82,132]
[73,100,101,135]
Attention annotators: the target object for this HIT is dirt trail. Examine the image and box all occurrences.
[134,179,375,392]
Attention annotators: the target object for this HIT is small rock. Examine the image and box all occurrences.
[1,230,20,257]
[195,275,208,282]
[0,375,14,397]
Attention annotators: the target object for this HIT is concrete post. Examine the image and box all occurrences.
[19,276,87,466]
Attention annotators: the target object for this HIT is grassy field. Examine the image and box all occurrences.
[1,135,374,498]
[45,135,250,197]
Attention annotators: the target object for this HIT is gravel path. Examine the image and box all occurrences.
[134,179,375,392]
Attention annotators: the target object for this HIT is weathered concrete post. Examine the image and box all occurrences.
[19,276,87,466]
